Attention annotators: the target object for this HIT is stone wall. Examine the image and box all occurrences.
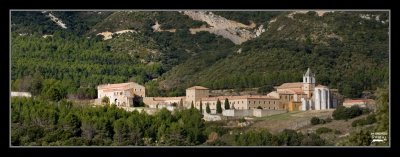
[203,113,222,121]
[222,109,252,117]
[222,109,286,117]
[252,109,286,117]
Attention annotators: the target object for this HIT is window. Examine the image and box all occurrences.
[264,101,265,104]
[274,101,276,104]
[269,101,270,104]
[120,92,122,95]
[254,101,255,104]
[249,101,250,104]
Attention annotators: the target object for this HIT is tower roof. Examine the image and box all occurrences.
[304,68,313,76]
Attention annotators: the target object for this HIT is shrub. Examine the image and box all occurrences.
[332,106,348,120]
[365,114,377,124]
[316,127,332,134]
[239,117,246,123]
[334,130,341,135]
[333,106,363,120]
[352,119,365,127]
[301,133,326,146]
[352,114,377,127]
[311,117,320,125]
[348,106,363,118]
[325,117,332,123]
[319,119,326,124]
[362,108,371,114]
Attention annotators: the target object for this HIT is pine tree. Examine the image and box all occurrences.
[224,98,230,110]
[216,99,222,114]
[200,101,203,113]
[206,103,211,114]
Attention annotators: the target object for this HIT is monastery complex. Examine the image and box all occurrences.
[95,68,344,116]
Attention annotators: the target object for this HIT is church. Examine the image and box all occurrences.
[299,68,338,110]
[265,68,338,111]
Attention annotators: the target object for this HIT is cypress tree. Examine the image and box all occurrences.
[206,103,211,114]
[224,98,230,110]
[200,100,203,113]
[216,99,222,114]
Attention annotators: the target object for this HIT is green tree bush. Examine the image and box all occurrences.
[216,99,222,114]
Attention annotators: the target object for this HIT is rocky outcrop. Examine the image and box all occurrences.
[42,12,67,29]
[182,11,265,45]
[97,30,137,40]
[151,21,176,33]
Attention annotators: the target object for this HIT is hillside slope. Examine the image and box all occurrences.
[11,11,389,98]
[159,11,389,98]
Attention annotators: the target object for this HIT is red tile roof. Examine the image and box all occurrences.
[277,82,303,89]
[315,85,328,88]
[277,89,305,94]
[98,82,143,91]
[200,95,279,101]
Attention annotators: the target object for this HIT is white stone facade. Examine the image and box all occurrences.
[300,68,334,111]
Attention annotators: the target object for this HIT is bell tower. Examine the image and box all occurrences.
[303,68,315,98]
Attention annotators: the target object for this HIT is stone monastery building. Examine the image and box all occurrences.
[96,68,338,112]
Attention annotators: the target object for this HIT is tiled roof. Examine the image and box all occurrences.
[200,95,279,101]
[98,82,142,91]
[315,85,328,88]
[187,86,209,90]
[277,82,303,89]
[277,89,306,94]
[152,97,184,101]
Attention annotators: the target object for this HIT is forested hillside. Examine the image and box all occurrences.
[159,11,389,98]
[11,11,389,98]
